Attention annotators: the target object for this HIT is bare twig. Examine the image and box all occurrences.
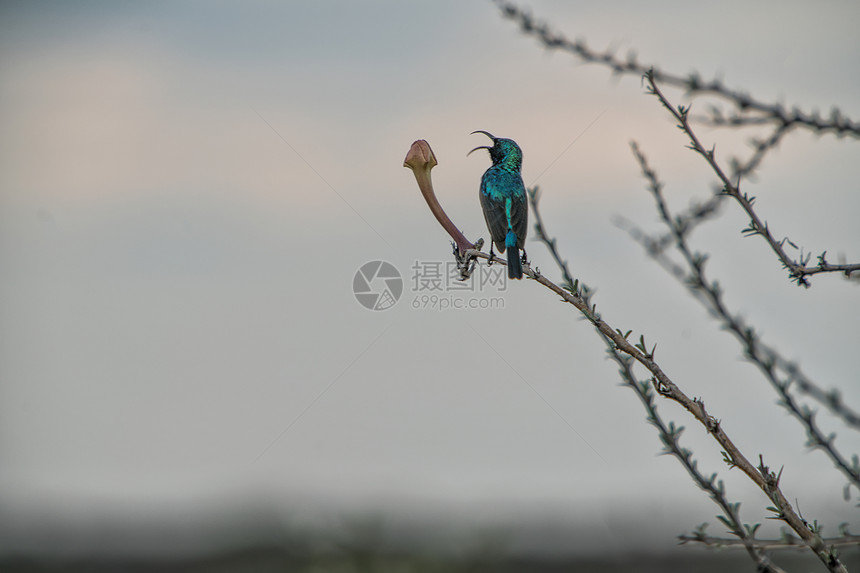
[616,213,860,434]
[680,524,860,551]
[527,186,583,295]
[528,189,845,573]
[493,0,860,140]
[644,70,860,286]
[627,141,860,496]
[494,0,860,279]
[603,323,782,571]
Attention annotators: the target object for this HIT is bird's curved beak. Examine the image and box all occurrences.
[471,130,495,140]
[467,130,495,156]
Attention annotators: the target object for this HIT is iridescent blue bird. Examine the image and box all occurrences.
[468,131,528,279]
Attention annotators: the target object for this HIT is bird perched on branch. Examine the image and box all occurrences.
[468,131,528,279]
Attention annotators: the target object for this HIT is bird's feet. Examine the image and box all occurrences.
[488,245,497,266]
[521,249,529,266]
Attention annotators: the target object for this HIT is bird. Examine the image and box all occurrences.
[468,130,528,279]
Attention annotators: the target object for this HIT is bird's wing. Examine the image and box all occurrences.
[480,186,509,252]
[511,178,528,250]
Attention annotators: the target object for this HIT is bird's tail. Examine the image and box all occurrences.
[505,230,522,280]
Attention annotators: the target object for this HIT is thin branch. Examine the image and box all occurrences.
[603,328,783,571]
[680,526,860,551]
[626,142,860,428]
[494,0,860,272]
[528,186,583,294]
[493,0,860,140]
[637,117,791,261]
[528,189,845,573]
[627,142,860,494]
[695,102,860,139]
[644,70,860,286]
[616,211,860,437]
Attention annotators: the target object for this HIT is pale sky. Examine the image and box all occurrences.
[2,0,859,557]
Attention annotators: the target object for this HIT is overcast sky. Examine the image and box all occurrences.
[2,0,859,556]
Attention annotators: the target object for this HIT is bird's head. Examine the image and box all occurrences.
[468,130,523,170]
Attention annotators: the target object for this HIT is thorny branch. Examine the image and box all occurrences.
[493,0,860,140]
[404,139,847,573]
[644,70,860,287]
[599,310,782,571]
[620,146,860,432]
[494,0,860,286]
[626,141,860,496]
[527,189,846,573]
[680,523,860,551]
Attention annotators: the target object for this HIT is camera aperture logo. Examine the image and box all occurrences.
[353,260,506,311]
[353,261,403,311]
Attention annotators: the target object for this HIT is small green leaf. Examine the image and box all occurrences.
[715,514,733,529]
